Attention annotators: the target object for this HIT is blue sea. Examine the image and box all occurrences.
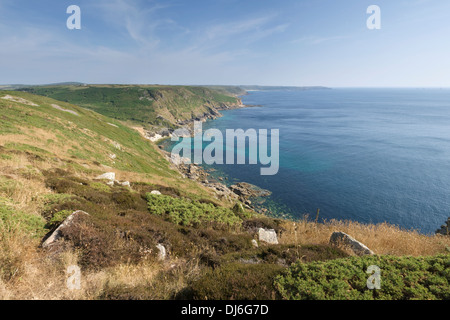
[166,88,450,234]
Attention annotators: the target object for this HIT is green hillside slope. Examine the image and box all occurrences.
[19,85,242,128]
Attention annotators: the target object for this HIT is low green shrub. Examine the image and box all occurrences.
[232,202,253,219]
[90,182,111,193]
[146,194,242,229]
[275,254,450,300]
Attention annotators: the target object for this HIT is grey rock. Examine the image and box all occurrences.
[229,182,271,201]
[435,217,450,236]
[329,231,374,256]
[258,228,278,244]
[42,211,89,248]
[156,244,166,261]
[251,239,259,248]
[95,172,115,181]
[204,183,237,200]
[112,141,122,150]
[150,190,162,195]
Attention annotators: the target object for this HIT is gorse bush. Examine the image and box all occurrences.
[275,254,450,300]
[146,194,242,229]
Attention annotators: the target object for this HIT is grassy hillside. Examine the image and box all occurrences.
[0,90,448,300]
[201,85,248,96]
[19,85,242,128]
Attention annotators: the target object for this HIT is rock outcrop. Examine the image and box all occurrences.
[96,172,116,185]
[156,244,167,261]
[95,173,130,188]
[229,183,271,202]
[329,231,374,256]
[436,217,450,236]
[42,211,89,248]
[258,228,278,244]
[96,172,115,181]
[161,149,269,211]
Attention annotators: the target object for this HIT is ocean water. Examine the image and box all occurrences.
[167,88,450,234]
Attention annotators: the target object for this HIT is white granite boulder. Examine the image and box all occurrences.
[42,211,89,248]
[258,228,278,244]
[95,172,115,181]
[156,244,167,261]
[329,231,374,256]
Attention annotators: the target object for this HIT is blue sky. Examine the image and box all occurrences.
[1,0,450,87]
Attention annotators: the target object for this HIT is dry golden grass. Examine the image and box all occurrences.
[0,231,201,300]
[0,156,53,216]
[97,258,201,299]
[104,261,161,288]
[279,218,450,256]
[0,226,66,300]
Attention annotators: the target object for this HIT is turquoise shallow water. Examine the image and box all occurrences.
[166,88,450,234]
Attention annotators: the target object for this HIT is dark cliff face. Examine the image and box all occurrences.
[176,99,244,126]
[216,98,243,110]
[436,217,450,236]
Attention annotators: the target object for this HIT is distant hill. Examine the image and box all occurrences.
[0,84,30,90]
[0,82,85,90]
[18,84,243,128]
[199,85,330,96]
[200,85,248,96]
[239,85,330,91]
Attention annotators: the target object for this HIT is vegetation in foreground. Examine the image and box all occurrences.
[276,255,450,300]
[0,90,448,300]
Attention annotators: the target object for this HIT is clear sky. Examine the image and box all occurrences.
[1,0,450,87]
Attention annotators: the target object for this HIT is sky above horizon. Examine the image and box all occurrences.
[1,0,450,87]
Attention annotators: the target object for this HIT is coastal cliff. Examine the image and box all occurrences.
[18,84,244,129]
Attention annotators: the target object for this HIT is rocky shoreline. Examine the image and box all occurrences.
[160,150,271,214]
[142,98,273,214]
[141,99,261,141]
